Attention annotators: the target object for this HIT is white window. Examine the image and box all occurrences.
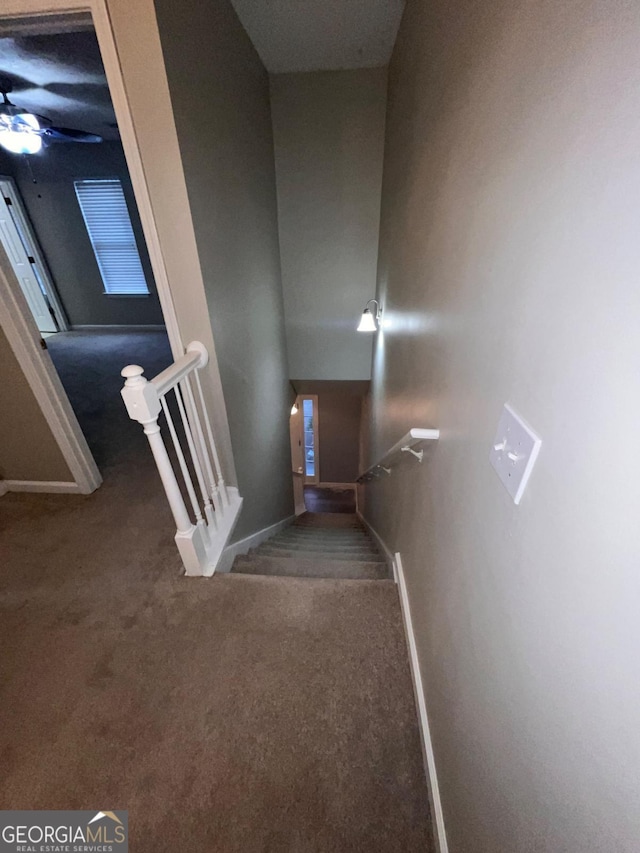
[74,178,149,296]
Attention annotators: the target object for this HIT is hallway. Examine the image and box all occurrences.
[46,329,172,472]
[1,332,430,850]
[0,491,430,850]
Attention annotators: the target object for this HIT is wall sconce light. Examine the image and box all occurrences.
[357,299,382,333]
[290,381,299,415]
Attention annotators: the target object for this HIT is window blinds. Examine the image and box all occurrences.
[74,178,149,295]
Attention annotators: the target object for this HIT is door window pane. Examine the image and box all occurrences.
[303,398,315,477]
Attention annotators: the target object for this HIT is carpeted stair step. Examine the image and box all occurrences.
[293,513,363,529]
[231,512,388,579]
[267,536,378,552]
[232,554,390,580]
[279,529,371,541]
[274,537,373,549]
[253,545,386,563]
[256,539,381,556]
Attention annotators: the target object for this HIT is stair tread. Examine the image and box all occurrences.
[232,554,389,581]
[293,514,363,528]
[254,546,386,563]
[230,513,387,578]
[282,531,370,539]
[268,538,378,551]
[258,539,379,551]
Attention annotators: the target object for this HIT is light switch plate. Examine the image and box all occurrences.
[489,404,542,504]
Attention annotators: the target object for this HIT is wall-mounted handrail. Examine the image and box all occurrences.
[121,340,242,576]
[357,427,439,483]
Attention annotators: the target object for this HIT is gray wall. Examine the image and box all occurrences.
[153,0,293,541]
[361,0,640,850]
[317,392,362,483]
[0,325,71,482]
[0,142,163,327]
[270,68,387,380]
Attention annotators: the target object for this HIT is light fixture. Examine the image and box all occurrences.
[290,381,299,415]
[357,298,382,332]
[0,111,42,155]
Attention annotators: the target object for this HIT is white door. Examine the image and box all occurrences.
[0,184,57,333]
[289,398,307,514]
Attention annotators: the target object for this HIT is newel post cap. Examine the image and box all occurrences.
[121,364,145,383]
[120,364,161,423]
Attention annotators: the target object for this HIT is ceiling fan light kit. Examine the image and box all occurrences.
[0,110,42,154]
[0,76,103,155]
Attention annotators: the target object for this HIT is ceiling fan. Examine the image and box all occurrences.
[0,76,103,155]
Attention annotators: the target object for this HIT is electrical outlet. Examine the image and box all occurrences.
[489,404,541,504]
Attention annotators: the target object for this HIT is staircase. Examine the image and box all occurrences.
[231,512,390,580]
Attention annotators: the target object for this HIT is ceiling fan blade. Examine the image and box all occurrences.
[42,126,103,143]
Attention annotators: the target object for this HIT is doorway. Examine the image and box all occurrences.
[0,2,196,497]
[0,22,174,479]
[289,394,319,515]
[0,176,66,333]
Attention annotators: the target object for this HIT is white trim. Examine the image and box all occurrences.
[216,514,295,573]
[202,488,243,577]
[356,509,448,853]
[91,0,184,360]
[0,248,102,495]
[0,0,205,498]
[0,479,81,494]
[70,324,167,331]
[317,482,356,490]
[394,552,449,853]
[0,176,69,331]
[0,0,191,359]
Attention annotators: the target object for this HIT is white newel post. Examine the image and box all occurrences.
[120,364,210,576]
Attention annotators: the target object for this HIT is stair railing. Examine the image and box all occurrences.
[357,428,440,483]
[121,341,242,576]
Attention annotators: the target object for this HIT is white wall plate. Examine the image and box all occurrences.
[489,404,542,505]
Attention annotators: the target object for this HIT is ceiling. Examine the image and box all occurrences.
[0,29,118,140]
[0,2,405,139]
[230,0,405,73]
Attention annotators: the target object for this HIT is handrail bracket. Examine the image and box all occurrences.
[401,446,424,463]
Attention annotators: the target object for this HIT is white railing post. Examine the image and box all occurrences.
[120,364,209,576]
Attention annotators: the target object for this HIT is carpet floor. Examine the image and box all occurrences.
[46,329,173,471]
[0,331,433,851]
[303,486,356,514]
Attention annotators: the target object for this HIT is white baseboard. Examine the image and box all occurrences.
[394,551,449,853]
[357,509,448,853]
[216,513,296,573]
[0,480,81,495]
[70,324,167,331]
